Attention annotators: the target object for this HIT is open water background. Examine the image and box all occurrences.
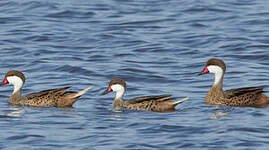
[0,0,269,149]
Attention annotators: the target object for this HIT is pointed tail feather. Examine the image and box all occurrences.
[57,86,92,107]
[172,97,189,105]
[67,86,92,99]
[157,96,172,102]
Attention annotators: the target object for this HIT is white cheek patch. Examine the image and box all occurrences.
[7,76,24,94]
[111,84,125,99]
[207,65,223,74]
[111,84,124,92]
[207,65,224,85]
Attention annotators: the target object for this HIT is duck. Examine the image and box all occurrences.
[102,78,188,112]
[2,70,91,108]
[198,58,269,107]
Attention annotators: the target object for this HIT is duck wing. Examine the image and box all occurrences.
[126,94,172,104]
[224,86,264,99]
[24,87,70,99]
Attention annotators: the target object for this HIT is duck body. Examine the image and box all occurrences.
[2,70,91,108]
[206,85,268,108]
[113,94,188,112]
[103,78,188,112]
[200,58,269,108]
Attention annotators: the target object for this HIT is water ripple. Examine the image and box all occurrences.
[0,0,269,149]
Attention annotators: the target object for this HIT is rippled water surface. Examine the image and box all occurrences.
[1,0,269,149]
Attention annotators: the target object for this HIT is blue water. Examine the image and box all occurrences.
[1,0,269,149]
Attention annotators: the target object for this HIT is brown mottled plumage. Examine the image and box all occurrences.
[2,70,91,107]
[199,58,269,108]
[102,78,188,112]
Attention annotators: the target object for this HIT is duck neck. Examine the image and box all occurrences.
[212,71,224,91]
[9,88,22,104]
[115,90,124,100]
[13,83,23,94]
[213,70,224,86]
[112,91,125,107]
[211,81,223,94]
[207,72,224,101]
[112,98,124,107]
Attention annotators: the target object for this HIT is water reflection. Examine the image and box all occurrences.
[4,105,25,119]
[209,106,234,119]
[109,108,125,121]
[210,111,230,119]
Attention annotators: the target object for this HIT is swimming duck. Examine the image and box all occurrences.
[102,78,188,112]
[2,70,91,107]
[199,58,269,107]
